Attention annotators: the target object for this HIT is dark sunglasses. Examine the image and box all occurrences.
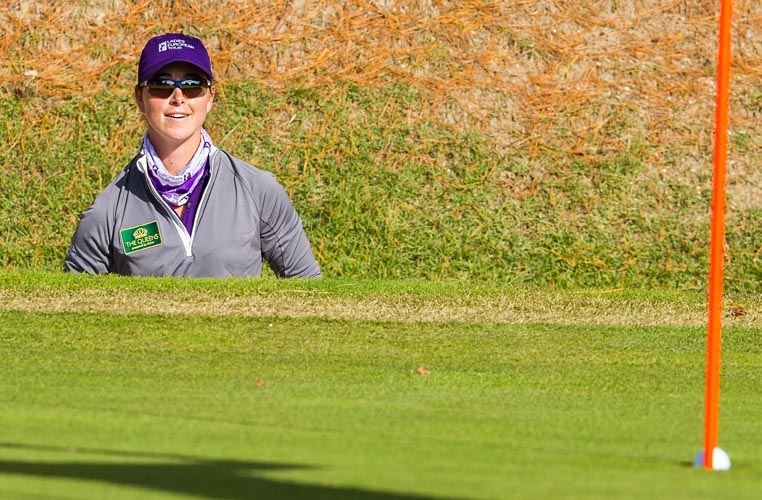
[139,77,212,98]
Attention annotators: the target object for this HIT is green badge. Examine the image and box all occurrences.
[120,220,162,255]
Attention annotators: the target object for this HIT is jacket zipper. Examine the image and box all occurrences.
[140,150,218,258]
[188,150,218,253]
[144,180,192,257]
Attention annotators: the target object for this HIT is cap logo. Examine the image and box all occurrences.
[158,39,195,53]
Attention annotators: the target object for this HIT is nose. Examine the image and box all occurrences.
[169,87,185,104]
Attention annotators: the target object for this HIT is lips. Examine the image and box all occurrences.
[166,113,188,119]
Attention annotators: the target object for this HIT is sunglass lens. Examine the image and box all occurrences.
[146,79,174,98]
[145,79,208,98]
[180,80,205,98]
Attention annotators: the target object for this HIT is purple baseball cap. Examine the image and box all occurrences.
[138,33,213,83]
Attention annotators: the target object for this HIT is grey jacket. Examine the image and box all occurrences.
[64,148,321,278]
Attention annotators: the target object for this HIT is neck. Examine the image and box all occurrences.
[148,131,202,176]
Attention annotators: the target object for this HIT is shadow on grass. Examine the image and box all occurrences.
[0,442,454,500]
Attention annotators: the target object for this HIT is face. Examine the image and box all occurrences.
[135,61,215,156]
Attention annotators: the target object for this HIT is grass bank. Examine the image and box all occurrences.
[2,83,760,289]
[2,2,761,290]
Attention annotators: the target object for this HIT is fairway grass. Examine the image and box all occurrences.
[1,273,762,499]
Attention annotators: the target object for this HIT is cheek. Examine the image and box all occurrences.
[144,100,165,118]
[202,96,214,114]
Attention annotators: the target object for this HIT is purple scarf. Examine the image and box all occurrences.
[143,129,212,207]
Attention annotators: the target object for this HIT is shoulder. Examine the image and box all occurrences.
[212,150,301,221]
[213,150,286,194]
[84,160,137,214]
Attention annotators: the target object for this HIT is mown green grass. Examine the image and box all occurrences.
[2,275,761,499]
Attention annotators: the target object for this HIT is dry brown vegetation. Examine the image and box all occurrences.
[3,0,762,210]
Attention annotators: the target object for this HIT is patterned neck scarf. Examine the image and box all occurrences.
[143,129,212,207]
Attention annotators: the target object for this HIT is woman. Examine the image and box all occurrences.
[65,33,321,278]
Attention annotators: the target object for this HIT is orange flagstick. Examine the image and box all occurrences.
[699,0,733,471]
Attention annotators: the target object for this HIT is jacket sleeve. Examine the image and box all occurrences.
[259,176,321,278]
[63,198,113,274]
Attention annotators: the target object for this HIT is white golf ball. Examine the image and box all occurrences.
[693,447,731,471]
